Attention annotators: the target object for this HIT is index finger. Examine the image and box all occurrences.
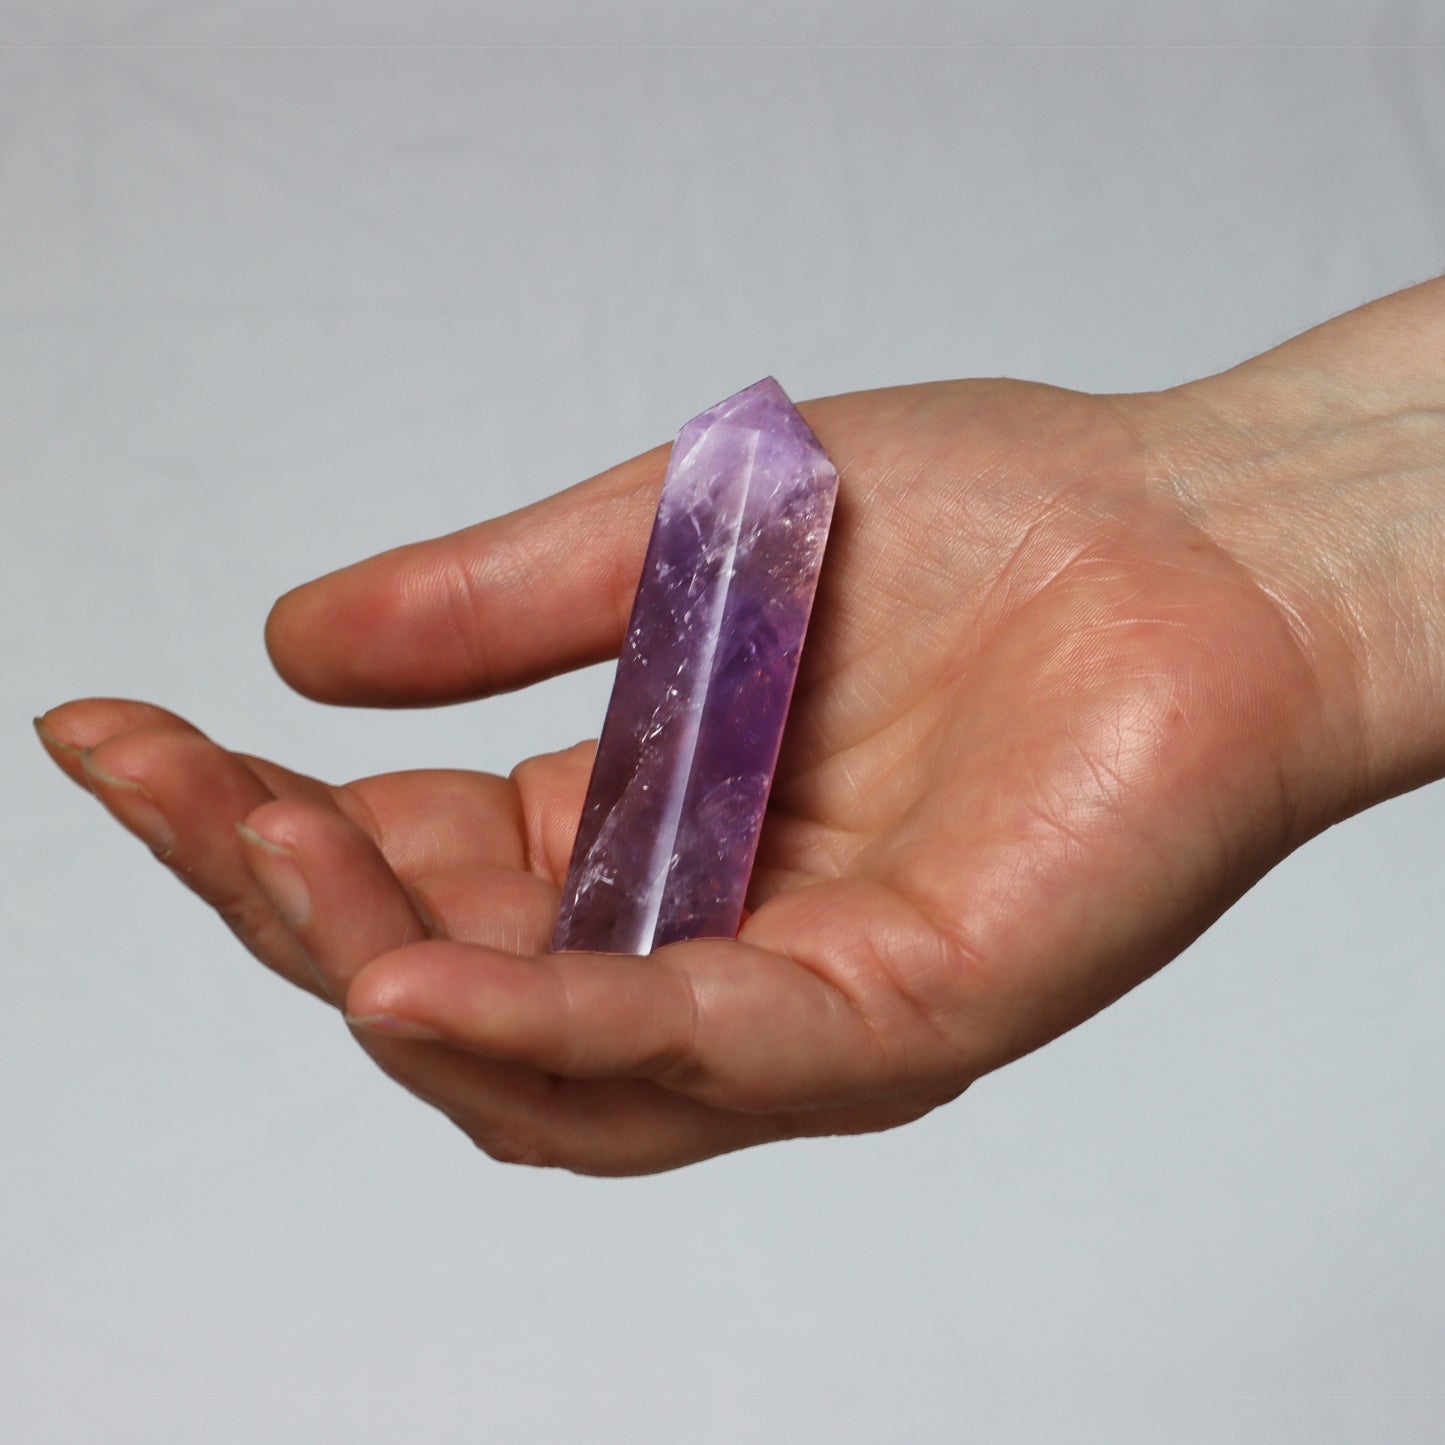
[264,445,669,707]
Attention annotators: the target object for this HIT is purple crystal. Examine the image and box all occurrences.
[550,377,839,954]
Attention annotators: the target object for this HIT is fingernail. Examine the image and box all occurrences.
[236,823,312,930]
[345,1012,445,1042]
[81,756,175,858]
[32,716,82,757]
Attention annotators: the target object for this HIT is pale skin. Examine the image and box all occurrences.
[36,278,1445,1175]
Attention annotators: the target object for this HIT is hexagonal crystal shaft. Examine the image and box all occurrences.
[550,378,838,954]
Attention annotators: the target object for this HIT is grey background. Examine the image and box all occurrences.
[3,2,1443,1440]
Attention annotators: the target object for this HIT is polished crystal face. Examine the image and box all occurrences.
[550,377,839,954]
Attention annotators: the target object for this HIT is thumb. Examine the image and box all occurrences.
[265,443,669,706]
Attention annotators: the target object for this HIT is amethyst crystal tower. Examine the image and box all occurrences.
[550,378,839,954]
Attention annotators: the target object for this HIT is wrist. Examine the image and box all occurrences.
[1135,286,1445,817]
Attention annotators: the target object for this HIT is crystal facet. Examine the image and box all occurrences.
[550,378,839,954]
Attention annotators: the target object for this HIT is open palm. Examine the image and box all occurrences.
[39,344,1386,1174]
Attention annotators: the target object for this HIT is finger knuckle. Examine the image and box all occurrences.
[466,1123,556,1170]
[645,962,706,1093]
[649,1043,705,1094]
[216,894,288,954]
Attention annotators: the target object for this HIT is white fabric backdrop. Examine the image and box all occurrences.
[3,3,1442,1440]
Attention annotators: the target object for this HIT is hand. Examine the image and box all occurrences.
[37,279,1445,1175]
